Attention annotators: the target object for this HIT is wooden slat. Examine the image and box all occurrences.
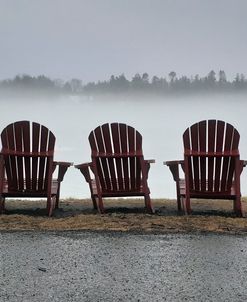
[227,157,235,191]
[183,129,193,190]
[221,123,233,191]
[119,124,128,152]
[47,129,55,152]
[111,123,123,190]
[227,128,240,191]
[88,132,97,152]
[111,123,121,153]
[207,120,216,191]
[183,129,190,150]
[94,126,109,191]
[214,120,225,192]
[102,123,117,191]
[128,126,135,153]
[38,125,48,191]
[22,121,31,190]
[135,129,142,151]
[224,123,234,151]
[136,156,141,190]
[232,128,240,150]
[32,122,40,191]
[1,127,12,190]
[119,124,129,190]
[7,124,18,190]
[1,128,8,149]
[102,123,112,153]
[191,123,199,191]
[94,126,104,152]
[135,129,143,190]
[44,129,55,191]
[2,128,12,187]
[199,120,206,191]
[14,122,24,191]
[128,126,136,190]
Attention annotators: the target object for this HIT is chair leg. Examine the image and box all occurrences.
[184,195,192,215]
[47,196,55,217]
[177,195,182,212]
[234,197,243,217]
[55,183,61,209]
[181,197,186,214]
[0,197,5,214]
[144,194,155,214]
[92,195,98,210]
[55,195,59,209]
[97,196,105,214]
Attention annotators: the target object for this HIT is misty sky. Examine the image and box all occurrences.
[1,0,247,82]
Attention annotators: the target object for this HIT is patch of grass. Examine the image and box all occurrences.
[1,198,247,234]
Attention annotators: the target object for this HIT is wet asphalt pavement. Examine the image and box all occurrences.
[1,231,247,302]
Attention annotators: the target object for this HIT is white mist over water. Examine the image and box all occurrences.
[1,95,247,199]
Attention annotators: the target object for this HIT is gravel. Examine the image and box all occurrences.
[1,231,247,301]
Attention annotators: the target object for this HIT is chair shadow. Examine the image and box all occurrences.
[3,203,240,218]
[157,206,239,218]
[4,205,152,217]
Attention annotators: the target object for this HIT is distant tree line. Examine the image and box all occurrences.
[1,71,247,96]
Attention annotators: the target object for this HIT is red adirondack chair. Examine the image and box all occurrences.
[165,120,246,216]
[0,121,72,216]
[75,123,155,213]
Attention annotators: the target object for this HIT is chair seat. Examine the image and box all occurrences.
[90,179,148,197]
[178,179,237,199]
[1,179,59,197]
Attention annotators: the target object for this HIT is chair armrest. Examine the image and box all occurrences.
[144,159,155,164]
[74,162,93,183]
[53,161,73,182]
[240,160,247,174]
[53,161,73,167]
[164,160,184,182]
[164,160,184,166]
[242,160,247,167]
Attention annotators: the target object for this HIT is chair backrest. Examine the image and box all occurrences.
[183,120,240,193]
[1,121,55,192]
[89,123,143,192]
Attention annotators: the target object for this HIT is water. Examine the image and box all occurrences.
[1,94,247,198]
